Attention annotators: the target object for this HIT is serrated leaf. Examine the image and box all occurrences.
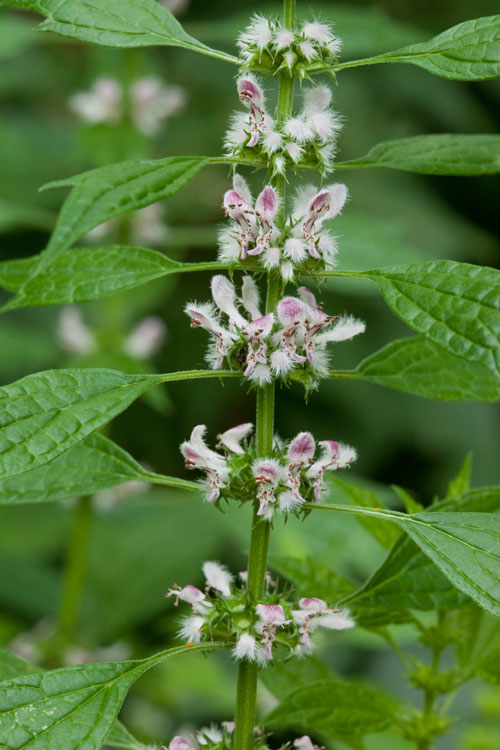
[446,453,473,499]
[338,15,500,81]
[310,488,500,617]
[349,335,500,402]
[262,680,395,743]
[343,488,500,613]
[42,156,209,259]
[0,246,226,308]
[0,432,197,505]
[362,261,500,379]
[331,476,401,549]
[0,643,223,750]
[336,134,500,175]
[0,368,161,479]
[1,0,238,63]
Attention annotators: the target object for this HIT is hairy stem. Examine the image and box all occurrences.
[233,2,296,748]
[58,495,93,642]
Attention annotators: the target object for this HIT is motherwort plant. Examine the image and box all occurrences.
[0,1,500,749]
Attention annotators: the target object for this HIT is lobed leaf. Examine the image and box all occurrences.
[336,15,500,81]
[362,261,500,379]
[336,134,500,175]
[0,367,234,479]
[0,246,227,308]
[0,0,238,63]
[0,643,223,750]
[0,432,198,505]
[262,680,395,742]
[349,335,500,402]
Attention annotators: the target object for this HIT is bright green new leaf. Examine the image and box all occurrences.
[336,15,500,81]
[362,261,500,379]
[0,643,224,750]
[0,246,227,308]
[0,367,233,479]
[0,432,198,505]
[262,680,395,742]
[336,135,500,175]
[0,0,238,63]
[348,335,500,402]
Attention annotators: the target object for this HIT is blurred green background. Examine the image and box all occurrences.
[0,1,499,748]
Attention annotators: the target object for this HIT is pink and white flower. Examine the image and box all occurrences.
[252,459,285,519]
[306,440,358,501]
[180,425,230,502]
[203,561,233,597]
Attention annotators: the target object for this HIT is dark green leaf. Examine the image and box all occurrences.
[260,659,336,702]
[0,432,198,505]
[364,261,500,379]
[337,16,500,81]
[0,245,226,308]
[1,0,238,63]
[350,336,500,402]
[262,680,395,743]
[454,607,500,678]
[0,643,223,750]
[336,135,500,175]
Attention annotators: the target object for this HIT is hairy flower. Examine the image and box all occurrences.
[203,561,233,596]
[180,425,230,502]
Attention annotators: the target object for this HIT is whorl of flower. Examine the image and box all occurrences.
[218,175,346,276]
[236,15,342,77]
[186,277,365,388]
[224,81,341,175]
[69,75,185,135]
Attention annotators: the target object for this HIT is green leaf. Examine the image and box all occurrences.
[0,367,233,479]
[336,135,500,175]
[349,336,500,402]
[0,432,198,505]
[1,0,238,63]
[0,245,227,308]
[337,15,500,81]
[0,643,223,750]
[309,497,500,617]
[262,680,395,743]
[446,453,473,499]
[342,488,500,614]
[363,261,500,379]
[454,607,500,678]
[42,156,209,259]
[331,476,401,549]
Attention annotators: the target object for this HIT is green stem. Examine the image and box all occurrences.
[233,2,296,748]
[58,495,93,642]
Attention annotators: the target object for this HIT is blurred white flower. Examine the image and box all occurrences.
[57,307,95,355]
[124,316,167,359]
